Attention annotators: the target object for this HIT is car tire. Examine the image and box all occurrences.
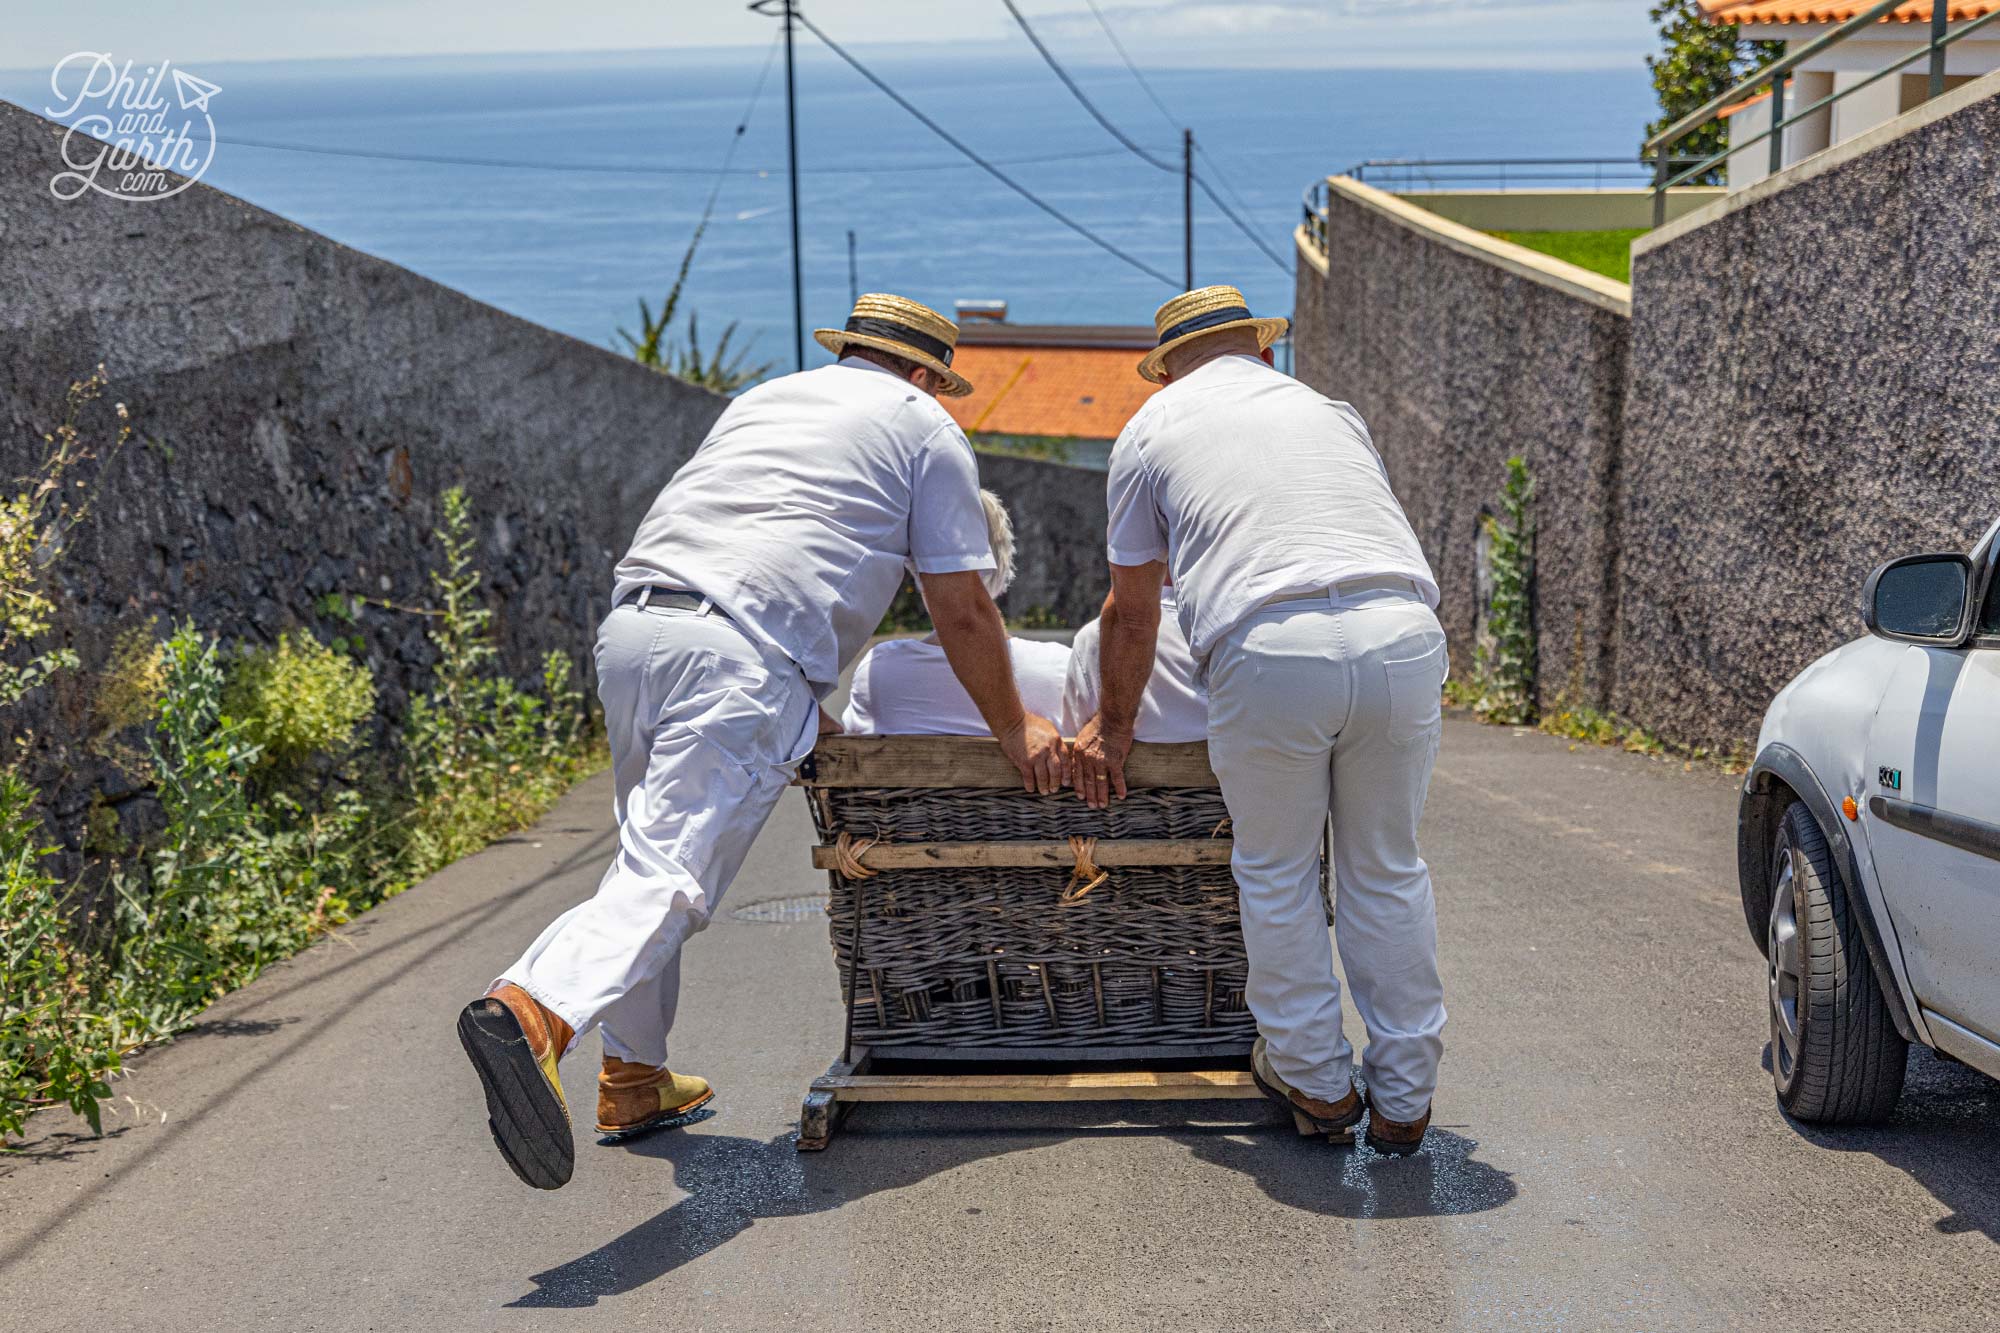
[1767,801,1907,1123]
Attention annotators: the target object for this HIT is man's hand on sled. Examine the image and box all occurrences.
[926,569,1064,792]
[1071,714,1134,809]
[998,711,1068,795]
[818,707,843,736]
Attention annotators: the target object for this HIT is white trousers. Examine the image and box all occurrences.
[1205,588,1448,1123]
[501,602,816,1067]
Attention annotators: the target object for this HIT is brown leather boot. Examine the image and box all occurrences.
[1251,1037,1364,1143]
[596,1056,714,1141]
[456,983,576,1190]
[1364,1092,1432,1157]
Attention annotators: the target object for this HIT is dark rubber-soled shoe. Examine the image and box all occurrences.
[1251,1037,1364,1144]
[595,1056,715,1143]
[457,983,576,1190]
[1364,1092,1432,1157]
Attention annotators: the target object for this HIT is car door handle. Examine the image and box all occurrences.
[1868,796,2000,865]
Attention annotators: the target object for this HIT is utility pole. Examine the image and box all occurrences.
[751,0,806,367]
[847,229,857,308]
[1182,128,1194,291]
[782,0,804,371]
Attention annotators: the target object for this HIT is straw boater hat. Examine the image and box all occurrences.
[815,293,974,397]
[1136,284,1290,384]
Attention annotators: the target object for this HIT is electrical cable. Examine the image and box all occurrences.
[1192,171,1290,274]
[790,8,1177,288]
[1000,0,1175,172]
[1076,0,1287,275]
[695,28,783,222]
[206,134,1151,179]
[1083,0,1179,132]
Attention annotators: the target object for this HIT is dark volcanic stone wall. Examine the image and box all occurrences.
[1618,87,2000,750]
[980,451,1112,625]
[1293,184,1631,711]
[0,102,728,845]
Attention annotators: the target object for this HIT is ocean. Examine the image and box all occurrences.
[4,48,1656,373]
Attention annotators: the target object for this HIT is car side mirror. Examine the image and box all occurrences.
[1861,553,1973,645]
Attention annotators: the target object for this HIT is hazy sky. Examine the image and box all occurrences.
[5,1,1654,72]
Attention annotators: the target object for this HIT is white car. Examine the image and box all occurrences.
[1739,516,2000,1122]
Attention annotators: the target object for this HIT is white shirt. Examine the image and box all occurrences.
[840,637,1072,736]
[615,359,994,698]
[1104,354,1438,668]
[1061,588,1208,742]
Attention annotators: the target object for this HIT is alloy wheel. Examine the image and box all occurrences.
[1768,847,1804,1084]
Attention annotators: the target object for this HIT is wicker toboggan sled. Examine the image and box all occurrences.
[793,735,1325,1149]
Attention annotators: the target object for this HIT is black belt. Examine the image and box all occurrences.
[621,587,728,618]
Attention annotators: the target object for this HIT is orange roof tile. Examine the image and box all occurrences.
[944,335,1161,442]
[1701,0,1997,24]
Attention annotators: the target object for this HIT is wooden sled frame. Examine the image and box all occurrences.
[792,736,1280,1151]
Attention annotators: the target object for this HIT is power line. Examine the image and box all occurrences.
[1194,141,1265,228]
[791,8,1177,288]
[1083,0,1179,133]
[695,27,783,223]
[1076,0,1287,276]
[1000,0,1174,173]
[1192,169,1290,274]
[204,134,1153,180]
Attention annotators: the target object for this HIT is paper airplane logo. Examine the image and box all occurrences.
[171,68,220,112]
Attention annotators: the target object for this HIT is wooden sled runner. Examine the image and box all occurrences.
[793,735,1326,1150]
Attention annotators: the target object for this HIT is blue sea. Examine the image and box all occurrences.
[4,49,1655,370]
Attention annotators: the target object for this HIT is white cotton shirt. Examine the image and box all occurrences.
[1061,588,1208,742]
[840,637,1072,736]
[1104,353,1438,670]
[614,358,995,698]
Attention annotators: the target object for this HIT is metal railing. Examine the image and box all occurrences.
[1300,179,1328,254]
[1297,159,1704,255]
[1345,157,1692,192]
[1645,0,2000,224]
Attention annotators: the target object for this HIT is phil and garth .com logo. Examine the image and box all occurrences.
[46,52,221,203]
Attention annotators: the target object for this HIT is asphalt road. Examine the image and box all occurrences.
[3,716,1996,1331]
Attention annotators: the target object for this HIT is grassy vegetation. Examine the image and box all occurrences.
[3,375,602,1141]
[1489,228,1647,284]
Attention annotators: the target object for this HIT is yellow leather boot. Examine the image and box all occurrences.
[596,1056,714,1141]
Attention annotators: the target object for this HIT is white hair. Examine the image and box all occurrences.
[979,489,1016,599]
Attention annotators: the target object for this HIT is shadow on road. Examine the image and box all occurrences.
[509,1106,1517,1308]
[1773,1045,2000,1242]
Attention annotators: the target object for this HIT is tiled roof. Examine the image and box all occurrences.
[1701,0,1998,24]
[944,329,1160,442]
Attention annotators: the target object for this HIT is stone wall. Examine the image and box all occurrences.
[1294,179,1631,710]
[1,102,728,845]
[979,451,1111,625]
[1617,75,2000,749]
[1293,70,2000,752]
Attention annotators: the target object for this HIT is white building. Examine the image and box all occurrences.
[1704,0,2000,189]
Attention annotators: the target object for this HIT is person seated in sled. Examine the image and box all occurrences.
[840,490,1070,735]
[1060,576,1208,743]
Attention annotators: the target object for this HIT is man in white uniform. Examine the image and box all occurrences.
[1060,580,1206,742]
[458,295,1067,1189]
[1071,286,1449,1157]
[841,491,1070,735]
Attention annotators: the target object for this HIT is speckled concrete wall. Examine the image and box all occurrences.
[1,102,728,847]
[1617,86,2000,750]
[1293,183,1631,711]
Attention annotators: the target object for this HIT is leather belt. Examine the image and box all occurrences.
[621,587,728,618]
[1258,575,1422,612]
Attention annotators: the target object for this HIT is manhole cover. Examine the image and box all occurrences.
[730,894,829,923]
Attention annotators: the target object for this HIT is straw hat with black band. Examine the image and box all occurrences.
[815,293,974,397]
[1137,284,1289,385]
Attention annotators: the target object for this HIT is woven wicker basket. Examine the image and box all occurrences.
[800,737,1323,1060]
